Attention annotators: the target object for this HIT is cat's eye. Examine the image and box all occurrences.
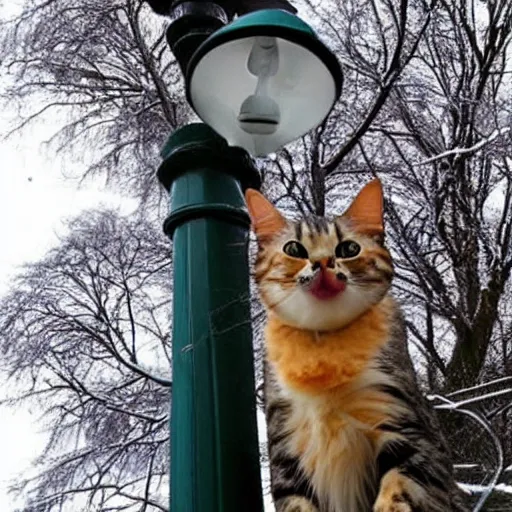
[283,241,309,259]
[335,240,361,259]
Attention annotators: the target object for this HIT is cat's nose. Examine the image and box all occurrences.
[312,257,335,270]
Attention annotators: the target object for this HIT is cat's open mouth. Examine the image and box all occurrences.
[308,269,346,300]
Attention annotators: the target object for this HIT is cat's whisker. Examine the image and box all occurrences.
[265,289,300,311]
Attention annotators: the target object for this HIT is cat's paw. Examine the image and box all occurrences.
[275,496,319,512]
[373,496,412,512]
[373,469,423,512]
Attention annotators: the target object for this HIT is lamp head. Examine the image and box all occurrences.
[185,9,343,156]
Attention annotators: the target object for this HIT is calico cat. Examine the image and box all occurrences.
[245,180,469,512]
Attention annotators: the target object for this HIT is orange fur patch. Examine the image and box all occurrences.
[266,299,393,394]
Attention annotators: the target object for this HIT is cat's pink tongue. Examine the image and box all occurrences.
[309,270,346,300]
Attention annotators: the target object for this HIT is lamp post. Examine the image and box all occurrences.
[149,1,343,510]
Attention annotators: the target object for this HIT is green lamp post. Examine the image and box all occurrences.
[151,2,343,511]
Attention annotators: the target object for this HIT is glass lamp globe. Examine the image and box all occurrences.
[185,9,343,156]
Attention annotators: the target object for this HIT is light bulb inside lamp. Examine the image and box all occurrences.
[238,36,280,135]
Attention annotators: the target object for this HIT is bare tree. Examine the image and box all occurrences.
[374,0,512,392]
[0,209,172,511]
[259,0,435,214]
[0,0,188,203]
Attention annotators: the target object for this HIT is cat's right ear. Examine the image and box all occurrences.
[245,189,287,241]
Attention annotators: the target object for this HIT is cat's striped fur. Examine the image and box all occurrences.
[245,180,469,512]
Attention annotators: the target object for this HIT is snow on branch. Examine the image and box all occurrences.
[416,127,511,166]
[428,389,508,512]
[430,388,512,410]
[446,376,512,398]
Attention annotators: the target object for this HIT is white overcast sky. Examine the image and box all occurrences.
[0,2,270,508]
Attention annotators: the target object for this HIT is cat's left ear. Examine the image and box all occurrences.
[245,189,287,241]
[340,179,384,238]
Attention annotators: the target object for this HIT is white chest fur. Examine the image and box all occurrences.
[282,371,403,512]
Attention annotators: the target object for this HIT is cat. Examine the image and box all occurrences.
[245,179,469,512]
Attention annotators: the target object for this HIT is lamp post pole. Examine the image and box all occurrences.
[157,123,264,512]
[148,1,343,509]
